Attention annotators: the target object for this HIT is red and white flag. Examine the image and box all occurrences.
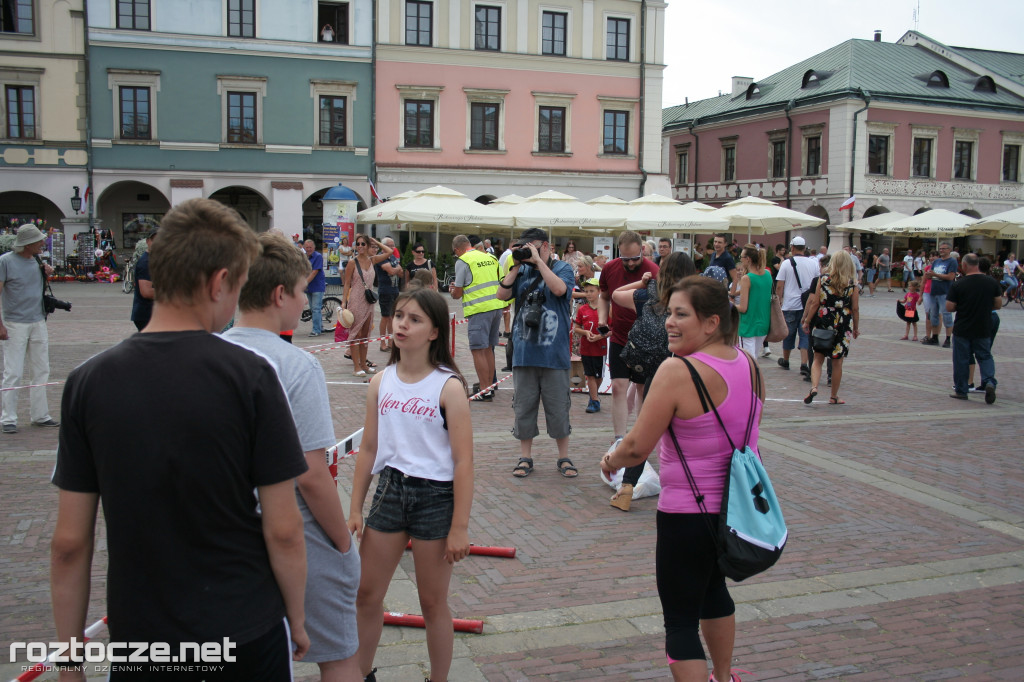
[839,195,855,211]
[368,179,381,203]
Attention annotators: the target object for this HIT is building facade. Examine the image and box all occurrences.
[85,0,374,248]
[662,31,1024,250]
[374,0,668,204]
[0,0,88,232]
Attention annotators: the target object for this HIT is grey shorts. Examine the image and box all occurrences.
[467,308,502,350]
[365,466,454,541]
[511,366,572,441]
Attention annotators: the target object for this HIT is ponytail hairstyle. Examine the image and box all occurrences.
[389,286,467,388]
[741,243,764,270]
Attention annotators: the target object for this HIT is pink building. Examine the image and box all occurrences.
[374,0,668,206]
[662,31,1024,251]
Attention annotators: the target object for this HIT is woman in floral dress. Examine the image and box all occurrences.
[800,250,860,404]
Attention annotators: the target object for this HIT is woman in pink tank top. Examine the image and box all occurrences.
[601,276,765,682]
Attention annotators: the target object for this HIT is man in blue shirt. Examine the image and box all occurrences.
[709,234,738,289]
[130,230,157,331]
[922,242,958,347]
[303,240,326,336]
[496,228,577,480]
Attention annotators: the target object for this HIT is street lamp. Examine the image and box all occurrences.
[70,186,82,214]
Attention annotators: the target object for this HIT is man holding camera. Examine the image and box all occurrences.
[496,228,578,479]
[0,224,60,433]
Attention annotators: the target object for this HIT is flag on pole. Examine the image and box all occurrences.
[83,186,91,204]
[368,179,381,204]
[839,195,855,211]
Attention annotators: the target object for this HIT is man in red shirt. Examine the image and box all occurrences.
[598,231,659,442]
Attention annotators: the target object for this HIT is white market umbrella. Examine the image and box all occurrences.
[490,194,527,207]
[507,190,626,235]
[973,206,1024,240]
[833,212,910,233]
[623,194,729,234]
[680,201,717,212]
[711,195,826,240]
[877,209,983,238]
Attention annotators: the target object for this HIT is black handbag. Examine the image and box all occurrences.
[809,326,836,354]
[620,281,670,379]
[354,259,378,304]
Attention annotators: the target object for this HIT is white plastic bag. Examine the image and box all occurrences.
[599,439,661,500]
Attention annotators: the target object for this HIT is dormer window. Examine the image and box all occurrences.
[745,82,760,100]
[974,76,997,93]
[802,70,820,89]
[927,70,949,88]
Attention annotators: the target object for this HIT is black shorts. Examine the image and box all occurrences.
[608,341,645,384]
[378,291,398,317]
[581,354,604,379]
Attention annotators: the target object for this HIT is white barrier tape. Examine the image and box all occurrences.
[0,381,64,393]
[467,372,513,401]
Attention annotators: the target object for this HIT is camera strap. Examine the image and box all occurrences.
[34,255,52,319]
[513,266,545,317]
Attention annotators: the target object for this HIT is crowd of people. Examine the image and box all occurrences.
[36,200,1011,682]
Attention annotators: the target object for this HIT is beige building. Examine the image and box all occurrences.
[0,0,90,236]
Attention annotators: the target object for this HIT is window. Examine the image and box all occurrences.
[1004,144,1021,183]
[318,2,349,44]
[0,0,33,34]
[227,0,254,38]
[404,99,433,148]
[723,145,736,182]
[927,70,949,88]
[475,5,500,51]
[470,102,498,150]
[5,85,34,139]
[227,92,257,143]
[117,0,150,30]
[912,137,932,177]
[538,106,565,153]
[868,135,889,175]
[319,95,346,146]
[606,18,629,61]
[405,0,432,46]
[805,136,821,176]
[542,11,566,56]
[953,140,973,179]
[603,110,628,154]
[771,140,786,179]
[119,86,150,140]
[676,149,689,185]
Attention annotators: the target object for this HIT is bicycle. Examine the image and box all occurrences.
[123,254,138,294]
[301,295,343,326]
[1004,279,1024,311]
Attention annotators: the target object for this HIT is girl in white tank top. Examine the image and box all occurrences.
[348,286,474,682]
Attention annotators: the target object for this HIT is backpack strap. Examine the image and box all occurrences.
[681,358,738,453]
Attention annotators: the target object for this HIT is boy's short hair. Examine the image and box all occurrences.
[150,198,258,304]
[238,231,312,312]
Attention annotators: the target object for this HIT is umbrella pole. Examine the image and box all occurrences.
[747,218,752,243]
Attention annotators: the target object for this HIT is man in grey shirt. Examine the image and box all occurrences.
[0,225,59,433]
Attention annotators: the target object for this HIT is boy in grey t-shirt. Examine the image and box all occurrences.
[222,231,361,678]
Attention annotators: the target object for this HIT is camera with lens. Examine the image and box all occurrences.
[44,294,72,314]
[522,290,546,328]
[511,247,533,262]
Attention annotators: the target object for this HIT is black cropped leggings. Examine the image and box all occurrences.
[656,511,735,660]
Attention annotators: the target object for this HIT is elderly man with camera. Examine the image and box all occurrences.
[496,228,578,479]
[0,224,63,433]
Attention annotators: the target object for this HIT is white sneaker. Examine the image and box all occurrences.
[761,348,772,358]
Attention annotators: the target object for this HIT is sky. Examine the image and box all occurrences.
[661,0,1024,108]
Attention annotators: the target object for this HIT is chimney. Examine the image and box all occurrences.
[874,30,882,42]
[731,76,753,97]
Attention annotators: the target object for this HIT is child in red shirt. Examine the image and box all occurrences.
[573,278,609,413]
[899,279,921,340]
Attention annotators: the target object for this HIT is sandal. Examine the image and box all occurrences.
[380,342,390,352]
[803,388,817,404]
[556,457,578,478]
[610,483,633,512]
[829,396,845,404]
[366,360,378,368]
[512,458,534,478]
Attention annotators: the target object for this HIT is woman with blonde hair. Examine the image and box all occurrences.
[801,250,859,404]
[736,245,772,357]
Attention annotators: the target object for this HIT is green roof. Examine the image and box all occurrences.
[664,38,1024,130]
[949,47,1024,86]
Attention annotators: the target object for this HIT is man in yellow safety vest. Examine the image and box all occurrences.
[451,234,503,401]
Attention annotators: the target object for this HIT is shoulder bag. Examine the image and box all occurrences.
[668,354,787,582]
[354,259,378,304]
[620,281,670,380]
[766,293,787,343]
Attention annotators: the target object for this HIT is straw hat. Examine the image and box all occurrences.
[339,308,355,328]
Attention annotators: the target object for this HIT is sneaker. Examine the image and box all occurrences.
[799,364,810,377]
[949,393,968,400]
[501,365,511,372]
[586,399,601,413]
[777,358,790,370]
[985,384,997,404]
[479,390,494,402]
[2,423,17,434]
[308,332,320,337]
[942,337,951,348]
[761,348,772,357]
[472,382,480,395]
[32,418,60,427]
[923,336,939,345]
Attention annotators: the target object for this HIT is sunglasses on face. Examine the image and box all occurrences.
[621,255,643,262]
[356,242,368,247]
[414,249,425,254]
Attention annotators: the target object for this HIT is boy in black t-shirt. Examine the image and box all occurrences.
[51,199,310,680]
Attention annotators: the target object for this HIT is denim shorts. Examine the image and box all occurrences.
[365,466,454,540]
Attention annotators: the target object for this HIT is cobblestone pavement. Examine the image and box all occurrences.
[2,282,1023,681]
